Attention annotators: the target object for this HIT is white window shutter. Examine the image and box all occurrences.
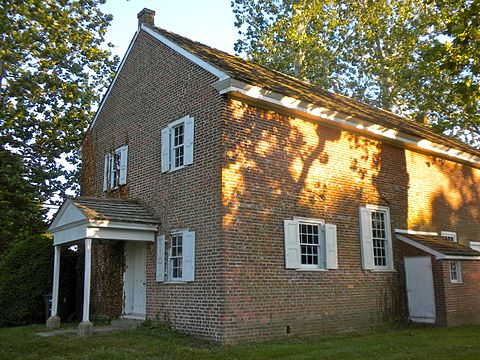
[182,230,195,282]
[359,207,374,270]
[161,127,170,173]
[284,220,300,269]
[325,223,338,269]
[110,151,116,188]
[103,153,110,192]
[119,145,128,185]
[184,116,194,166]
[156,235,165,282]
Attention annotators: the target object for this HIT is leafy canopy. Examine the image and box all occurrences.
[0,0,118,202]
[232,0,480,148]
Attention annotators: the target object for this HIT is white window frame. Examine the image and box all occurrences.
[168,232,184,281]
[156,230,195,283]
[161,115,194,173]
[449,260,462,283]
[359,205,394,271]
[284,217,338,271]
[103,145,128,191]
[441,231,457,242]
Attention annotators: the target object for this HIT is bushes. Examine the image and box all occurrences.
[0,233,53,327]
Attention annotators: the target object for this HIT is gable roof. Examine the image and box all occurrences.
[49,197,159,232]
[396,233,480,259]
[142,24,480,161]
[69,197,159,224]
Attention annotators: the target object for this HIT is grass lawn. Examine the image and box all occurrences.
[1,322,480,359]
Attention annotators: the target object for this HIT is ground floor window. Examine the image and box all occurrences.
[156,230,195,282]
[449,260,462,283]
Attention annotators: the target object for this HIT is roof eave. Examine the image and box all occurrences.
[396,234,480,260]
[214,78,480,169]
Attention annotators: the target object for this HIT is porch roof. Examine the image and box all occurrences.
[396,233,480,260]
[48,197,159,246]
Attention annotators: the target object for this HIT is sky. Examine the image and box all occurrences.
[100,0,239,58]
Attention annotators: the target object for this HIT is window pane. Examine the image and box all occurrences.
[371,210,388,267]
[299,223,320,266]
[170,234,183,279]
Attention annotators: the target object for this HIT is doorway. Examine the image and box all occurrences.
[404,256,436,323]
[123,242,146,318]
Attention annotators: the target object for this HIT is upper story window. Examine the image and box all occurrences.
[284,217,338,270]
[441,231,457,242]
[161,115,194,173]
[359,205,393,271]
[103,145,128,192]
[156,230,196,283]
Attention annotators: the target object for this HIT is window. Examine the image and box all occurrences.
[103,145,128,191]
[169,233,183,280]
[470,242,480,252]
[359,205,393,270]
[284,217,338,270]
[156,230,195,282]
[441,231,457,242]
[161,116,194,172]
[449,260,462,283]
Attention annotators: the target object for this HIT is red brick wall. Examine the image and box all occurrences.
[81,30,224,340]
[405,152,480,245]
[220,99,406,343]
[442,260,480,326]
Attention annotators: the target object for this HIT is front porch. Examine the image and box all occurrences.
[47,197,159,335]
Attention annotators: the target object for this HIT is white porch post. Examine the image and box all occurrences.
[46,245,61,329]
[78,238,94,336]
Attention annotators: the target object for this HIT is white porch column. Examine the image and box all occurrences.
[82,238,92,322]
[78,238,94,336]
[46,245,61,329]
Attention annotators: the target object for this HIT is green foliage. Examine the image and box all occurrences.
[0,146,46,255]
[0,0,119,201]
[232,0,480,148]
[0,233,53,327]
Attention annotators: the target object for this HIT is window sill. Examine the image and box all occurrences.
[295,268,328,272]
[365,269,396,273]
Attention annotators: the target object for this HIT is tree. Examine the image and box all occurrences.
[0,146,46,255]
[232,0,480,147]
[0,0,118,202]
[421,0,480,144]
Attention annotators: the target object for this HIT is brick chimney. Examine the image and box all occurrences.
[137,8,155,27]
[415,112,429,125]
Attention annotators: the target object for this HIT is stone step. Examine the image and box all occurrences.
[110,318,143,329]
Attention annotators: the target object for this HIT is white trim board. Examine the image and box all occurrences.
[141,25,229,81]
[214,78,480,168]
[396,234,480,260]
[395,229,438,236]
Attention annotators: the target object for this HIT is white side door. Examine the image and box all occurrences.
[123,242,146,318]
[405,256,436,323]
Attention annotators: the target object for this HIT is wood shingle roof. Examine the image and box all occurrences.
[69,197,159,224]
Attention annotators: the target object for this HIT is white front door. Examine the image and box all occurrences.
[405,256,436,323]
[123,242,146,318]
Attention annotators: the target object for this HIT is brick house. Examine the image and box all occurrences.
[47,9,480,342]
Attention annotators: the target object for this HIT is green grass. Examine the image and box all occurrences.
[1,323,480,359]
